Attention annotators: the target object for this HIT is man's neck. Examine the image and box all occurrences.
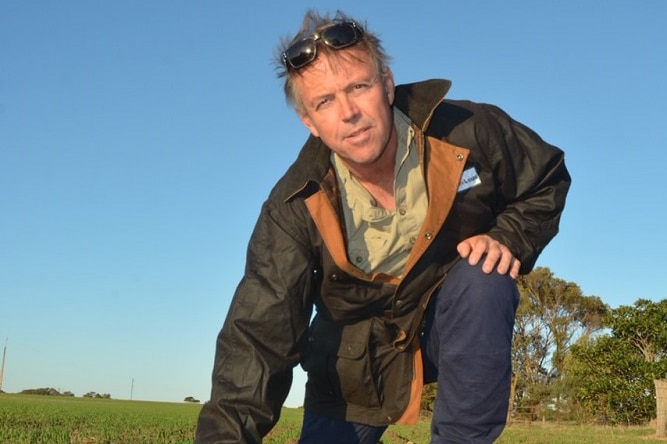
[346,126,398,210]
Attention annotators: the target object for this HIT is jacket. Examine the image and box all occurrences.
[195,79,571,443]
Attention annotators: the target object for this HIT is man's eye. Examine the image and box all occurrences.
[315,98,330,110]
[349,83,371,95]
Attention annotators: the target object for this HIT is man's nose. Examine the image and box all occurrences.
[338,94,360,122]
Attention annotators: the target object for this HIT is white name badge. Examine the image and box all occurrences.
[458,167,482,192]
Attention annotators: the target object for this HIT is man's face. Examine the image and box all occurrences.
[294,48,396,172]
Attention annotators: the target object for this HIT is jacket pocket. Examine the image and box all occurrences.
[335,319,381,408]
[303,317,382,409]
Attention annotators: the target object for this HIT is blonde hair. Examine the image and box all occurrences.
[275,10,392,112]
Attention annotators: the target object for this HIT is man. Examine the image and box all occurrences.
[196,10,570,444]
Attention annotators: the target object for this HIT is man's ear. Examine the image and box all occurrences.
[383,67,395,105]
[299,112,320,138]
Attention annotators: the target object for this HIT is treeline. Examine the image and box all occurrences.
[421,267,667,428]
[18,388,111,399]
[20,388,75,396]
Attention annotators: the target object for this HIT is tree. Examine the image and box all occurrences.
[606,299,667,364]
[569,299,667,430]
[83,391,112,399]
[570,335,655,425]
[606,299,667,436]
[20,387,64,396]
[510,267,607,423]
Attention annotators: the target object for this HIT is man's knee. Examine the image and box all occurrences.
[429,258,519,351]
[443,258,519,310]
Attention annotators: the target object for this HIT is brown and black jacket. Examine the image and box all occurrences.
[195,79,571,443]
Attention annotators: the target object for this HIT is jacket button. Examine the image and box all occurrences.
[456,153,464,161]
[330,274,339,281]
[424,232,433,240]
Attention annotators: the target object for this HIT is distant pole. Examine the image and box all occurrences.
[0,338,7,392]
[130,377,134,401]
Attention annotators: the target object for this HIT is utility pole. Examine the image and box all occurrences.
[0,338,7,393]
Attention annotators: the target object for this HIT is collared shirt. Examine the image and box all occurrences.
[332,108,429,277]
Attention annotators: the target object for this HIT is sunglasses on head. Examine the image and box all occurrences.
[281,21,364,70]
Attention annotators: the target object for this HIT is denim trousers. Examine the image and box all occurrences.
[298,259,519,444]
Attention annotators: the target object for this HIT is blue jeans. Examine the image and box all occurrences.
[299,259,519,444]
[420,259,519,443]
[298,410,387,444]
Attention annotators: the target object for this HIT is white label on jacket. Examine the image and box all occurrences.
[458,167,482,192]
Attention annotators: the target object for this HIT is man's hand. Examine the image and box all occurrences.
[456,234,521,279]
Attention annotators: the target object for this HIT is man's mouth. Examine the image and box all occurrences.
[345,127,370,142]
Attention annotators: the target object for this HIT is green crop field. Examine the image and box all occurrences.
[0,393,664,443]
[0,394,199,443]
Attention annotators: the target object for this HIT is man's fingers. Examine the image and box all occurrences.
[481,244,503,274]
[456,240,472,258]
[458,235,520,278]
[510,258,521,279]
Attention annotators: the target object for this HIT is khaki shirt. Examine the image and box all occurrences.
[332,109,428,277]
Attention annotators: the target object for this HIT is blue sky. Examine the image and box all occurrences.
[1,1,666,407]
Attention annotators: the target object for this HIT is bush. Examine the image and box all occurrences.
[83,392,111,399]
[20,388,63,396]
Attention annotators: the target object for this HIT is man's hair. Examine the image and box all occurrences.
[275,10,391,113]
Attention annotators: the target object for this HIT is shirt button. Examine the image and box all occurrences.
[355,256,363,264]
[409,236,416,245]
[398,208,406,216]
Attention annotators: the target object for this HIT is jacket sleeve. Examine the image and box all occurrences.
[195,200,315,443]
[479,104,571,274]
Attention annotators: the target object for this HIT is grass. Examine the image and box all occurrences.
[380,420,665,444]
[496,422,666,443]
[0,393,199,443]
[1,393,665,443]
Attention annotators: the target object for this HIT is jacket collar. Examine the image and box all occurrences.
[393,79,452,131]
[281,79,452,201]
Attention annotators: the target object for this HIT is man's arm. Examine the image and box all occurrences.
[459,104,571,276]
[195,203,314,443]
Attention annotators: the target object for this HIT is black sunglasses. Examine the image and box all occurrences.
[281,21,364,70]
